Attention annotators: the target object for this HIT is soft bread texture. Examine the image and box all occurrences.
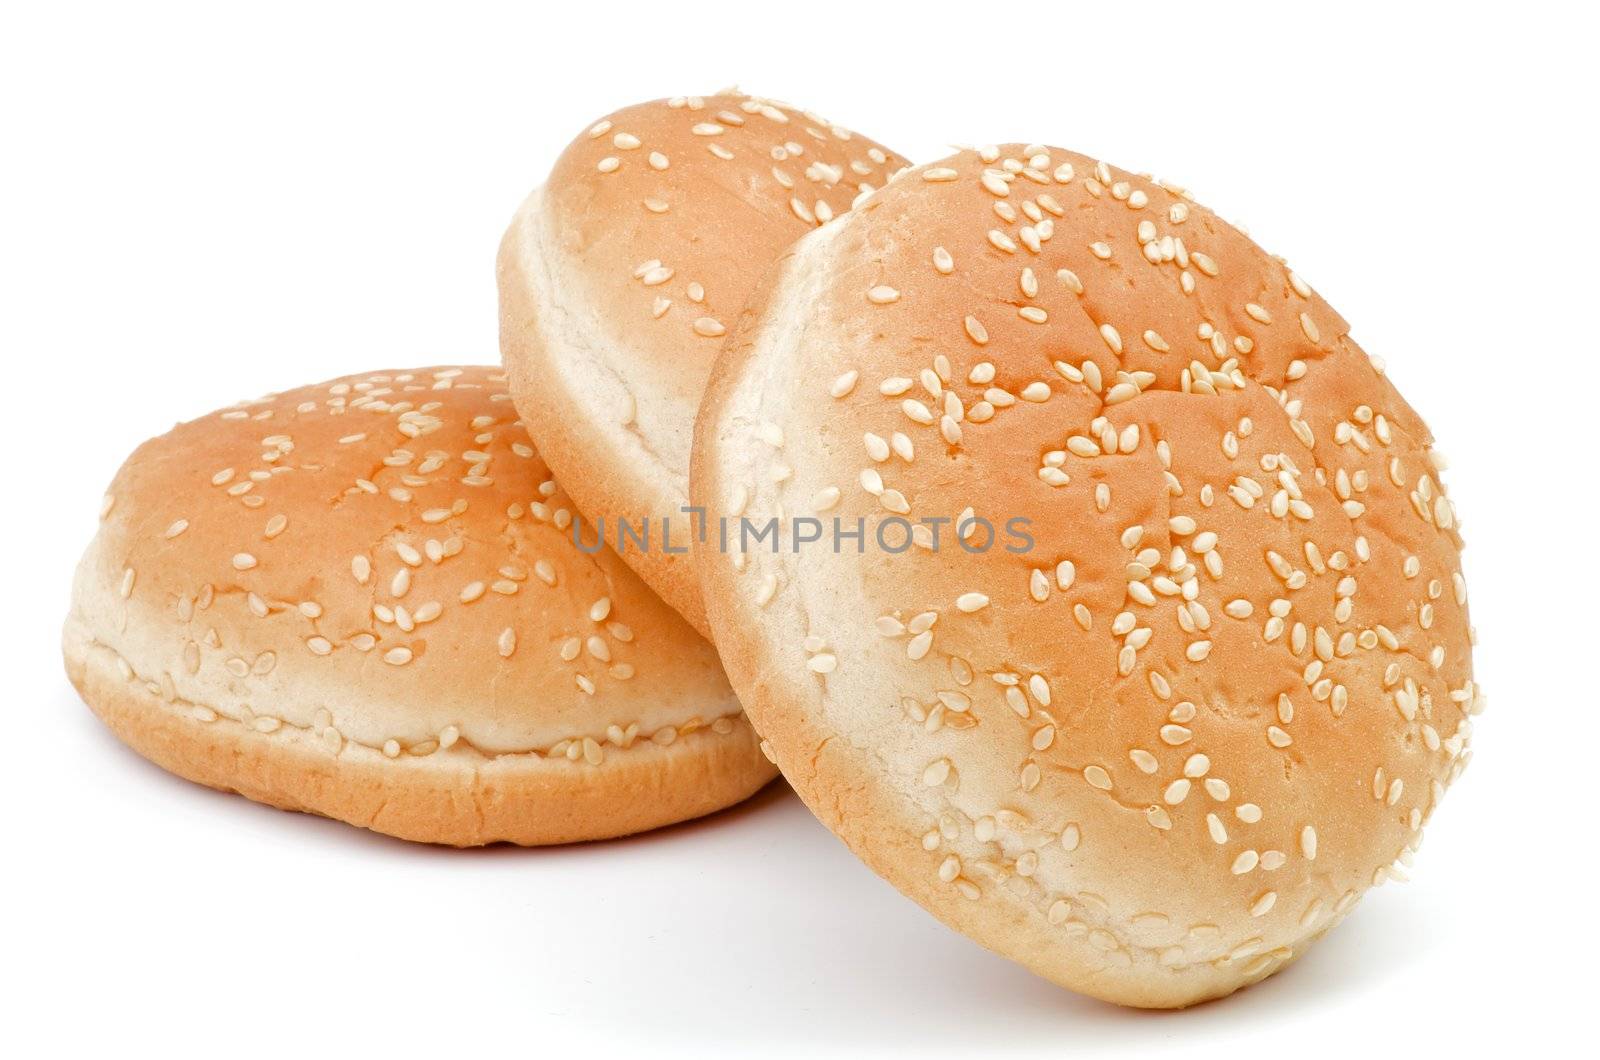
[694,147,1481,1006]
[66,366,774,845]
[498,92,909,634]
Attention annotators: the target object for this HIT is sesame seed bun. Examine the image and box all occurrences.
[497,92,909,634]
[64,366,774,846]
[692,146,1481,1006]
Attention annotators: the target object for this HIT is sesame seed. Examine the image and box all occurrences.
[807,653,838,674]
[987,229,1017,253]
[693,317,726,337]
[956,592,989,613]
[981,169,1011,196]
[811,486,841,511]
[868,285,900,304]
[232,553,257,570]
[1160,725,1191,745]
[1027,674,1051,705]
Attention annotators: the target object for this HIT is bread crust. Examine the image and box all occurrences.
[65,621,772,846]
[66,365,775,845]
[498,94,908,633]
[498,193,709,633]
[694,147,1480,1005]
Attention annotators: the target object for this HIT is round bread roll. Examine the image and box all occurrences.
[64,366,774,846]
[497,92,909,635]
[694,146,1481,1006]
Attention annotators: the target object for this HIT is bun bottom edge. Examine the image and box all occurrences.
[63,627,776,847]
[714,661,1330,1008]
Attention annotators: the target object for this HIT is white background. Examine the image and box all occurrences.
[2,2,1592,1055]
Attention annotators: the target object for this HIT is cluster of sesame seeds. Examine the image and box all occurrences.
[95,366,756,764]
[718,143,1479,982]
[572,93,907,349]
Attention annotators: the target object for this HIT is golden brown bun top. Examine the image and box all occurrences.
[83,366,737,756]
[539,92,910,420]
[693,146,1479,1005]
